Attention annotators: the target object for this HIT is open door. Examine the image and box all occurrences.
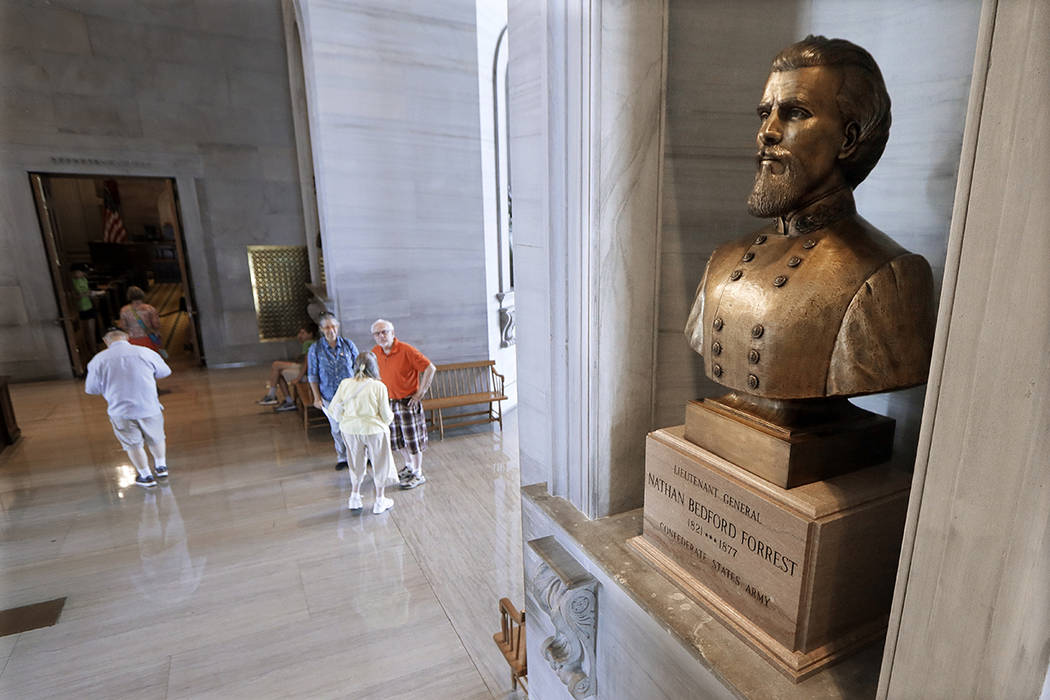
[157,181,203,365]
[29,174,85,376]
[29,173,205,375]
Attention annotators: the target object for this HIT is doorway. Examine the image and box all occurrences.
[29,173,203,376]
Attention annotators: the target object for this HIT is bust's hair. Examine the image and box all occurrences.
[772,35,891,188]
[353,351,381,380]
[126,286,146,302]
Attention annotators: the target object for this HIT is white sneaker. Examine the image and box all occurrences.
[400,473,426,490]
[348,493,363,510]
[372,497,394,514]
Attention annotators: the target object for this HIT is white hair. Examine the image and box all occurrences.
[103,329,128,345]
[370,318,394,333]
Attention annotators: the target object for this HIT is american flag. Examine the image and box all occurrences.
[102,179,128,243]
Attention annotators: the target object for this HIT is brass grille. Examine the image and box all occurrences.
[247,245,311,341]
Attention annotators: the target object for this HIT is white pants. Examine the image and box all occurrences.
[109,413,165,450]
[340,431,398,490]
[324,410,348,461]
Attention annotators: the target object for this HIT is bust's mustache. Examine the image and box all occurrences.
[756,147,791,164]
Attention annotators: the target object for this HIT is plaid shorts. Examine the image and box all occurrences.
[389,398,428,455]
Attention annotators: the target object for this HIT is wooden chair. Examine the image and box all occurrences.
[295,387,329,437]
[493,597,527,694]
[421,360,508,439]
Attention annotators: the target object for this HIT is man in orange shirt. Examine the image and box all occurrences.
[370,319,436,489]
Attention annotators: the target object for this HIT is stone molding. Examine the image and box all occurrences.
[527,536,598,698]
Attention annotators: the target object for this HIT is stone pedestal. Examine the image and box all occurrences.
[684,399,895,488]
[630,427,910,681]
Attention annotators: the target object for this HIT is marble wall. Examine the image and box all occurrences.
[0,0,308,378]
[883,1,1050,694]
[295,0,490,364]
[657,0,982,464]
[507,0,669,517]
[506,0,552,489]
[474,0,517,408]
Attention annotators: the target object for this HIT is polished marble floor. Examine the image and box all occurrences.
[0,367,524,699]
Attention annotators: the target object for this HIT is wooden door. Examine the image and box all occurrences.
[29,173,85,376]
[157,179,203,365]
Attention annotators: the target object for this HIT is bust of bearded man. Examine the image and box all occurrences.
[685,35,936,420]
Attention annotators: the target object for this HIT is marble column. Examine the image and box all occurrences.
[510,0,668,518]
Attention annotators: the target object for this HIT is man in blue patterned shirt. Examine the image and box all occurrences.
[307,312,359,470]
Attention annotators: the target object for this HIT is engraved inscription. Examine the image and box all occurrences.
[723,492,762,524]
[642,435,810,646]
[740,529,798,576]
[672,463,720,498]
[647,472,686,505]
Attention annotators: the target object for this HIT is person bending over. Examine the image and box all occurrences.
[85,328,172,487]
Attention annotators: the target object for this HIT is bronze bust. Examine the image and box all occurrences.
[685,36,936,408]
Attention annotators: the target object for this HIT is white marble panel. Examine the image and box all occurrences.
[299,0,491,377]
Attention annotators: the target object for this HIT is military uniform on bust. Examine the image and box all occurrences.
[685,186,936,400]
[680,34,939,485]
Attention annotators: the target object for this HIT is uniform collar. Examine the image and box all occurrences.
[774,186,855,236]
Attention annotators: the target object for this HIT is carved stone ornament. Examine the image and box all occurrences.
[498,305,516,347]
[527,537,598,699]
[496,291,516,347]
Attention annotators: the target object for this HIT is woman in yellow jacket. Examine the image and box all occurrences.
[328,352,399,513]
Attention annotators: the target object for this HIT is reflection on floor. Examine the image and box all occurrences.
[0,367,524,699]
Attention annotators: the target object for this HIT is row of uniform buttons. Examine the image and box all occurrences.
[711,316,762,388]
[725,235,817,288]
[710,235,820,391]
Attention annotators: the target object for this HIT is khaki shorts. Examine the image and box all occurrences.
[109,414,165,449]
[280,364,303,384]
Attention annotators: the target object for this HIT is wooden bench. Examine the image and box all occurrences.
[422,360,507,439]
[295,387,330,437]
[493,597,527,695]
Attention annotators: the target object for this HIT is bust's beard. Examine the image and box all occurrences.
[746,166,808,218]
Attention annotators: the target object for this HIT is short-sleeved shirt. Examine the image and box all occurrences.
[307,336,359,401]
[85,340,172,419]
[372,339,431,400]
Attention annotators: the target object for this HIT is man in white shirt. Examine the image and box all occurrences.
[85,328,172,488]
